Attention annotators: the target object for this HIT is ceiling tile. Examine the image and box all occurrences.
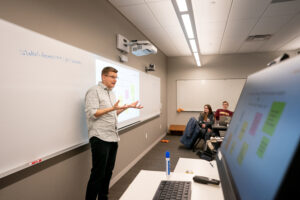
[259,14,300,51]
[142,27,169,45]
[142,27,181,56]
[199,35,223,55]
[118,4,161,30]
[251,15,294,35]
[197,21,226,55]
[200,46,221,55]
[220,38,242,54]
[263,0,300,17]
[238,40,266,53]
[280,35,300,50]
[228,0,270,20]
[146,0,180,27]
[164,26,191,55]
[198,21,226,39]
[223,19,257,38]
[221,8,258,54]
[158,45,181,56]
[193,0,232,23]
[220,19,257,54]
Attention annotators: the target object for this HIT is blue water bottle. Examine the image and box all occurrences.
[166,151,170,177]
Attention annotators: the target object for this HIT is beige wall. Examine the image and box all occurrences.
[0,0,167,199]
[166,52,293,127]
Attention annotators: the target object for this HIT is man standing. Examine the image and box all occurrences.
[85,66,143,200]
[214,101,233,121]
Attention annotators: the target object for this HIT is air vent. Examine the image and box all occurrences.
[271,0,295,3]
[246,34,272,42]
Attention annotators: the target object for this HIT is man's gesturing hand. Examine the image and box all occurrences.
[128,101,143,109]
[113,100,129,110]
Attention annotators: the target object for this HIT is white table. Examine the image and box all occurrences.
[174,158,220,180]
[120,158,224,200]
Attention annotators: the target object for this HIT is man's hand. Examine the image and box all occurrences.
[113,100,129,110]
[94,100,128,118]
[128,101,143,109]
[116,100,143,115]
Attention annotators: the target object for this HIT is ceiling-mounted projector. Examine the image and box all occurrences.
[130,40,157,56]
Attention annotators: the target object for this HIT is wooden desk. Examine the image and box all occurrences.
[168,124,186,135]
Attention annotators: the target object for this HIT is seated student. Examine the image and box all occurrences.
[198,104,215,141]
[214,100,233,121]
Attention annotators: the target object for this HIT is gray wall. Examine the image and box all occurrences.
[167,52,293,127]
[0,0,167,199]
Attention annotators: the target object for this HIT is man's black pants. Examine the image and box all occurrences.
[86,137,118,200]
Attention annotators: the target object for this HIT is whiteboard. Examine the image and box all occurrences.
[0,19,160,178]
[177,79,246,111]
[140,72,161,121]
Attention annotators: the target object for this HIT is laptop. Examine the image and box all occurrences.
[218,116,231,126]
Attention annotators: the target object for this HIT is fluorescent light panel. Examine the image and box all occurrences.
[193,52,201,67]
[172,0,201,67]
[176,0,188,12]
[181,14,194,39]
[189,39,197,52]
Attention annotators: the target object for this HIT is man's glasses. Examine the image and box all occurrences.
[105,75,118,80]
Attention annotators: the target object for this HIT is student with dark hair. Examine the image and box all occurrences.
[198,104,215,141]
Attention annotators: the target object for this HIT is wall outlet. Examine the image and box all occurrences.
[119,55,128,63]
[160,124,162,129]
[145,132,148,139]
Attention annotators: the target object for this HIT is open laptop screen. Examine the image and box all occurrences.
[218,116,231,126]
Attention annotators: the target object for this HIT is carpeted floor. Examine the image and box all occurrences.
[108,134,203,200]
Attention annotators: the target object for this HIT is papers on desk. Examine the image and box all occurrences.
[174,158,220,180]
[209,137,224,142]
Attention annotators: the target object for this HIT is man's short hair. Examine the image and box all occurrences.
[101,66,118,76]
[223,101,229,105]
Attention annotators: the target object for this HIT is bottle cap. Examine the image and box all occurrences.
[166,151,170,158]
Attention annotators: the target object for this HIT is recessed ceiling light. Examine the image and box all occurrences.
[172,0,201,67]
[176,0,188,12]
[181,14,194,39]
[193,52,201,67]
[189,39,197,52]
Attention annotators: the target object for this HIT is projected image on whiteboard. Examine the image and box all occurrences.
[95,58,140,127]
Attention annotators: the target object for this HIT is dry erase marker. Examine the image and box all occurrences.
[29,159,42,166]
[166,151,170,177]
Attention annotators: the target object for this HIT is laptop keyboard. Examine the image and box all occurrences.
[152,180,191,200]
